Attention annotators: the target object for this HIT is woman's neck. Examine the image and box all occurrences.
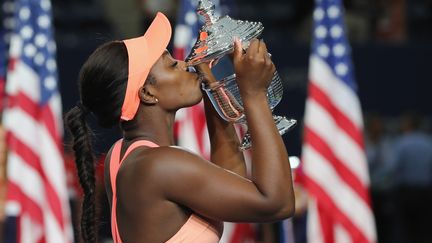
[121,109,176,147]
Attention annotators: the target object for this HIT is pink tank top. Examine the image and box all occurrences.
[109,139,221,243]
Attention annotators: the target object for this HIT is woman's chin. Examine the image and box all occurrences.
[192,94,203,106]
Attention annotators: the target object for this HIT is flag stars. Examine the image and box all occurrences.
[19,7,31,21]
[315,25,327,39]
[317,44,330,57]
[41,0,51,11]
[327,5,340,19]
[38,15,51,29]
[330,25,343,38]
[35,34,48,47]
[333,44,346,57]
[44,76,56,90]
[313,8,325,21]
[21,26,33,39]
[34,53,45,66]
[335,63,348,76]
[46,59,56,71]
[24,44,37,57]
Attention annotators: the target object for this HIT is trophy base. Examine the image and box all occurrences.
[239,116,297,151]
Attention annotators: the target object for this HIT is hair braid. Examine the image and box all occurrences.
[65,106,97,243]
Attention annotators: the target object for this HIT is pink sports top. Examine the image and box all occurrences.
[109,139,221,243]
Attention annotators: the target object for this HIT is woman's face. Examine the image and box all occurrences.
[149,50,203,111]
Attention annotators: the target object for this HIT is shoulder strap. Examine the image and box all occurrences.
[110,139,123,193]
[120,140,159,164]
[110,139,123,243]
[109,139,159,243]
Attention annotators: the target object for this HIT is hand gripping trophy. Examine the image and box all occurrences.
[186,0,297,150]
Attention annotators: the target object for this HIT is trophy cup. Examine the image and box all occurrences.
[186,0,297,150]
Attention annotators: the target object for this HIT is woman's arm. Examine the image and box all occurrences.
[196,64,247,177]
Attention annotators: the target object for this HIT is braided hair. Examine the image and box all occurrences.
[65,41,128,243]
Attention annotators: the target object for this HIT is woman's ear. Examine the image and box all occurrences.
[138,86,159,105]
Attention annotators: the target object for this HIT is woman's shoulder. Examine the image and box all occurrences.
[119,145,208,178]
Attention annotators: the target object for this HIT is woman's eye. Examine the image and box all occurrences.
[172,61,178,67]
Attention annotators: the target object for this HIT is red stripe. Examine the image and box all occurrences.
[304,128,371,205]
[7,182,44,225]
[173,47,185,60]
[309,82,364,149]
[229,224,257,243]
[305,176,373,243]
[7,91,63,150]
[7,133,66,230]
[318,201,334,243]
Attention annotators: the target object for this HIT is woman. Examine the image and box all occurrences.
[65,12,294,243]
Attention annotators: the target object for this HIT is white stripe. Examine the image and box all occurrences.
[5,60,40,101]
[49,93,64,136]
[335,223,352,243]
[5,201,21,215]
[21,214,44,243]
[220,223,235,243]
[45,209,68,243]
[173,24,192,48]
[304,98,370,185]
[9,34,23,58]
[7,152,45,206]
[176,104,210,157]
[307,199,324,243]
[303,145,376,242]
[309,55,363,129]
[4,108,70,222]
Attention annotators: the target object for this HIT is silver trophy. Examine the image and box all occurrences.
[186,0,296,150]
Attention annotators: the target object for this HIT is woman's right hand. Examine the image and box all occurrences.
[232,38,276,98]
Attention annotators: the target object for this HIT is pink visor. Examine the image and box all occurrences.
[121,12,172,121]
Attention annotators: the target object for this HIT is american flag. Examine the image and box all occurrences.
[1,0,73,242]
[302,1,376,243]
